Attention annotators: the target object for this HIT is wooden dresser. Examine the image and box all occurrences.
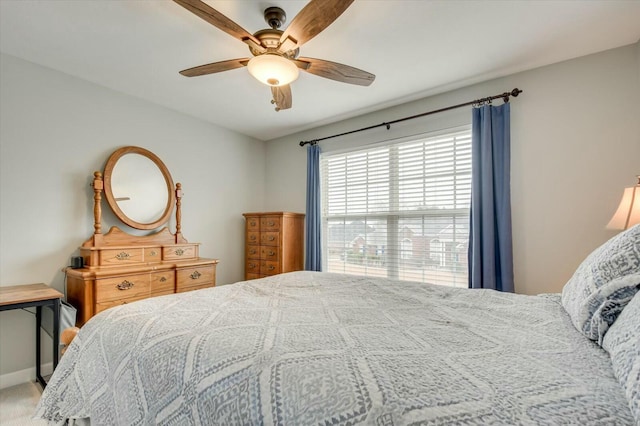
[243,212,305,280]
[67,147,218,326]
[67,228,218,326]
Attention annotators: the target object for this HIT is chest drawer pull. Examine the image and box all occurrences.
[190,271,201,280]
[249,248,257,255]
[268,265,275,271]
[117,280,134,290]
[250,220,257,227]
[150,250,158,256]
[268,236,275,241]
[175,248,185,256]
[116,252,131,261]
[268,221,275,226]
[250,235,257,241]
[268,250,275,256]
[249,262,257,269]
[159,276,167,282]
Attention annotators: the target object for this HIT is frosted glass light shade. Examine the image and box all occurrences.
[606,177,640,230]
[247,54,299,87]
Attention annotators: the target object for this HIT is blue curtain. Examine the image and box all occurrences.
[305,144,322,271]
[468,103,514,292]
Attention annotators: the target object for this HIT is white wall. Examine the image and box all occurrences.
[0,53,265,383]
[264,42,640,296]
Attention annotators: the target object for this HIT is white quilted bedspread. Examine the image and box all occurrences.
[36,272,634,425]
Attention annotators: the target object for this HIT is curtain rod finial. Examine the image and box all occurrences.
[503,88,523,103]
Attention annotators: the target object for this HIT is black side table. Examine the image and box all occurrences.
[0,283,63,388]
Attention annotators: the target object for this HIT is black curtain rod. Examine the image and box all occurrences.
[299,88,523,147]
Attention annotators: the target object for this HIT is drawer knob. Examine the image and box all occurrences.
[268,236,275,241]
[175,248,185,256]
[250,221,256,226]
[150,250,158,256]
[268,265,275,271]
[159,276,167,282]
[268,221,275,226]
[249,263,256,269]
[116,252,131,261]
[117,280,134,290]
[250,235,256,241]
[190,271,201,280]
[268,250,275,256]
[250,249,256,255]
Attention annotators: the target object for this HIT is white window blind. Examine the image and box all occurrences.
[321,128,471,287]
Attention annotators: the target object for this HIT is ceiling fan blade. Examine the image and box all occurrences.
[271,85,292,111]
[173,0,262,48]
[179,58,249,77]
[297,57,375,86]
[279,0,354,50]
[290,59,311,70]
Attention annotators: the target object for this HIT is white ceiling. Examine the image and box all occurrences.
[1,1,639,141]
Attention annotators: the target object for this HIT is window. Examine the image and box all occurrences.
[321,127,471,287]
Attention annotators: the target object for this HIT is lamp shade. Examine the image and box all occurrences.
[247,54,299,87]
[606,176,640,230]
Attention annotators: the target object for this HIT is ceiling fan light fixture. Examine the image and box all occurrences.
[247,54,299,87]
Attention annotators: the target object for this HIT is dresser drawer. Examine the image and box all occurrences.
[246,217,260,231]
[176,265,215,291]
[260,217,281,231]
[96,274,150,303]
[95,294,149,314]
[144,247,162,263]
[247,231,260,245]
[260,261,280,276]
[163,244,197,260]
[261,246,279,261]
[246,245,261,260]
[245,273,262,281]
[261,232,279,246]
[99,248,144,266]
[150,271,174,293]
[246,259,260,275]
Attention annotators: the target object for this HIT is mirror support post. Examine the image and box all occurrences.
[175,183,185,243]
[176,182,182,243]
[92,172,104,246]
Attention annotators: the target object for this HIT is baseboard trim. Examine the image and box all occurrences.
[0,363,52,390]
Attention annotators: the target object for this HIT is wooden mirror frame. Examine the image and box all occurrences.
[103,146,176,230]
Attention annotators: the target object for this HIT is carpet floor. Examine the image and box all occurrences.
[0,382,47,425]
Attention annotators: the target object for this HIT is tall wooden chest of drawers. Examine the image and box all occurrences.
[243,212,305,280]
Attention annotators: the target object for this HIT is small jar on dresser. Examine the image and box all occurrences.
[243,212,305,280]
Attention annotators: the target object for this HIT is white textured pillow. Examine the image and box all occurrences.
[602,291,640,423]
[561,224,640,343]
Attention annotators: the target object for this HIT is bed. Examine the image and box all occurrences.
[36,226,640,425]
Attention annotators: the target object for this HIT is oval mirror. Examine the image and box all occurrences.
[103,146,175,230]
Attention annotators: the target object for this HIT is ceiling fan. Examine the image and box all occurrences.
[173,0,375,111]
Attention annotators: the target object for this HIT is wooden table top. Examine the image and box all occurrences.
[0,283,63,307]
